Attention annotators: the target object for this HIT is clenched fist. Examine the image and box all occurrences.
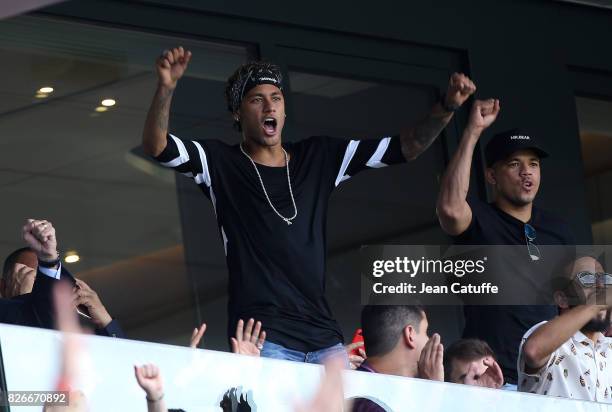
[156,46,192,90]
[467,98,500,133]
[22,219,58,263]
[444,73,477,110]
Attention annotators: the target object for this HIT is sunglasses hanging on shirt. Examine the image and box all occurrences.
[524,223,541,261]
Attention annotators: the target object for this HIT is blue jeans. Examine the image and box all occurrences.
[261,340,348,365]
[502,383,518,391]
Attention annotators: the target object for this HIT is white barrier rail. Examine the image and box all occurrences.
[0,324,607,411]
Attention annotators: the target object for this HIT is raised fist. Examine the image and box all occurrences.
[445,73,476,109]
[156,46,192,89]
[467,98,500,132]
[22,219,58,262]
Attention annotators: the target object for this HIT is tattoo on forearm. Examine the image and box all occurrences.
[401,109,450,160]
[151,87,173,132]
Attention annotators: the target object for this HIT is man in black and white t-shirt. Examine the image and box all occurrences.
[142,47,475,362]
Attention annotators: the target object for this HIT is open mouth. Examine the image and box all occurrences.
[263,117,277,135]
[522,181,533,190]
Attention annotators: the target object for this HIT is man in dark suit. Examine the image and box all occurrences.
[0,219,124,337]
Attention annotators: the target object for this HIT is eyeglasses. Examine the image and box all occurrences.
[524,223,541,261]
[576,271,612,288]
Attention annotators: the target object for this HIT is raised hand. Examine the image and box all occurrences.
[189,323,207,348]
[73,279,112,329]
[156,46,192,90]
[22,219,58,262]
[231,318,266,356]
[417,333,444,382]
[134,364,164,401]
[467,98,500,132]
[464,356,504,388]
[445,73,477,109]
[345,341,366,370]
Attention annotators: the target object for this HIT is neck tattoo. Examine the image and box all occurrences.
[239,143,298,226]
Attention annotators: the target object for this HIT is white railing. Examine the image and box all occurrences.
[0,324,607,412]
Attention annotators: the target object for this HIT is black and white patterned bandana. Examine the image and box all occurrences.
[229,64,283,113]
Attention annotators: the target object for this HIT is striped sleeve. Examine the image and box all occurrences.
[153,133,212,188]
[328,135,406,187]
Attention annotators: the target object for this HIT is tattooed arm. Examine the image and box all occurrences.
[400,73,476,161]
[142,46,192,157]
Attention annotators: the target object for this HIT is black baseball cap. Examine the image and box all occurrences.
[484,128,549,167]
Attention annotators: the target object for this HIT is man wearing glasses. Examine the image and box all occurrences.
[517,255,611,402]
[436,99,575,389]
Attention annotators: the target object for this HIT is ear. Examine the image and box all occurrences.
[403,324,417,350]
[554,290,569,309]
[233,110,241,122]
[485,167,496,185]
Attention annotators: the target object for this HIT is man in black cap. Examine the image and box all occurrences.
[142,47,476,362]
[436,99,574,388]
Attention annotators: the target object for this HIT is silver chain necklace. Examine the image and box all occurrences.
[239,143,298,225]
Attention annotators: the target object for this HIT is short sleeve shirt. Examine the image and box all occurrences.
[518,321,612,403]
[154,134,406,351]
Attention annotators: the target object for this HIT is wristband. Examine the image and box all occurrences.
[440,94,460,113]
[38,255,61,268]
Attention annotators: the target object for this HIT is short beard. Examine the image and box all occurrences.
[502,192,533,208]
[582,309,612,333]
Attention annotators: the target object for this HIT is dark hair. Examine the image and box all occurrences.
[2,247,34,278]
[224,61,283,132]
[360,305,425,357]
[443,338,495,382]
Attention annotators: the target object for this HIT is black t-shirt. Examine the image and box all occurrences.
[155,134,405,351]
[453,200,575,384]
